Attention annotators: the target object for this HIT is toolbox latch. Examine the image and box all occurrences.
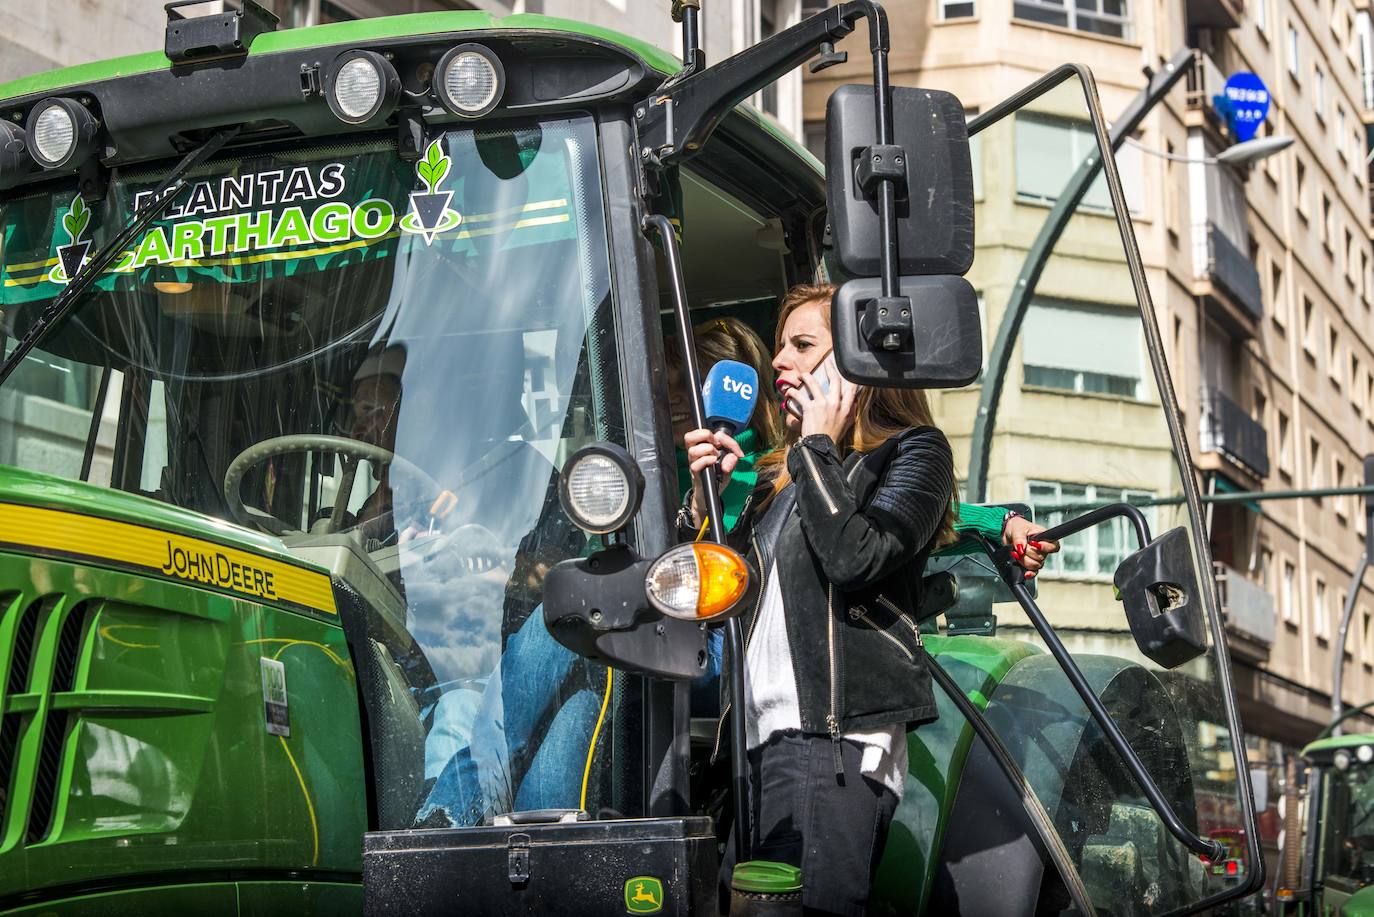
[507,833,531,886]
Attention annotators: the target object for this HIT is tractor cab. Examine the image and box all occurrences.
[0,3,1260,914]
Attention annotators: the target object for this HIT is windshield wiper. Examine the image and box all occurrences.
[0,126,241,385]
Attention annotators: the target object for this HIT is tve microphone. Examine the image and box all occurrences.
[702,360,759,435]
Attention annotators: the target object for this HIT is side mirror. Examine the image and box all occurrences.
[825,84,973,278]
[825,84,979,388]
[1114,526,1207,669]
[831,275,981,387]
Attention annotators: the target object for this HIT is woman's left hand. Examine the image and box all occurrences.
[1005,516,1060,577]
[797,353,858,442]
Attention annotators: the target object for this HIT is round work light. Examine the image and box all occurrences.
[645,542,750,621]
[0,121,33,190]
[435,44,504,118]
[1360,744,1374,764]
[326,50,401,125]
[25,98,98,170]
[558,443,644,535]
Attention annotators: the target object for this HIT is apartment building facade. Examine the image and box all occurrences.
[805,0,1374,892]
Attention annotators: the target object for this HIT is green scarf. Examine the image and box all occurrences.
[675,427,762,533]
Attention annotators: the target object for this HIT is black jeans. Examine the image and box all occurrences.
[721,732,899,916]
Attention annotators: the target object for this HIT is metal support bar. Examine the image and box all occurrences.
[1331,457,1374,732]
[641,212,750,863]
[1030,502,1152,553]
[979,534,1226,862]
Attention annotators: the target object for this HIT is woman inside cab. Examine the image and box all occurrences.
[681,284,1055,914]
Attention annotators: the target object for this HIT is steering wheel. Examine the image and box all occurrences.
[224,433,444,536]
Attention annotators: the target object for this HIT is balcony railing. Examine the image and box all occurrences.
[1200,386,1271,479]
[1185,50,1227,120]
[1215,562,1277,649]
[1188,0,1244,29]
[1195,222,1264,323]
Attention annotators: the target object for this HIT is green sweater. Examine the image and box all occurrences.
[674,429,1006,542]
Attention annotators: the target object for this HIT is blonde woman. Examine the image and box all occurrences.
[683,285,1054,913]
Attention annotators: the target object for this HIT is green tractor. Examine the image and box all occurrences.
[0,1,1260,913]
[1275,735,1374,916]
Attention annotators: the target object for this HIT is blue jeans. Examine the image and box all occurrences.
[416,609,606,826]
[417,610,725,827]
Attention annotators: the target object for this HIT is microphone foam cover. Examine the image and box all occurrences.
[701,360,759,435]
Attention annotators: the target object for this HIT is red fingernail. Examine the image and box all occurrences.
[1024,571,1034,580]
[1030,540,1043,549]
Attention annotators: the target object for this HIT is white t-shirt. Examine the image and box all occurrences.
[743,562,908,798]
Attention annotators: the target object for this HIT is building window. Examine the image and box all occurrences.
[1256,0,1269,34]
[1363,609,1373,668]
[1361,12,1374,109]
[1278,409,1293,479]
[1013,0,1130,39]
[1296,160,1309,220]
[1022,300,1145,398]
[1289,25,1302,77]
[1310,436,1325,504]
[1303,295,1317,358]
[1353,353,1365,411]
[1027,481,1155,577]
[1336,457,1350,523]
[1316,65,1327,118]
[1316,577,1330,641]
[940,0,976,18]
[1165,141,1180,240]
[803,120,826,161]
[759,0,780,116]
[1337,104,1347,154]
[1014,114,1143,213]
[1347,229,1358,285]
[1330,323,1343,386]
[1321,194,1333,249]
[1271,260,1287,330]
[1282,559,1297,623]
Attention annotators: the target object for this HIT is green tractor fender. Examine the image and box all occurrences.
[925,651,1203,916]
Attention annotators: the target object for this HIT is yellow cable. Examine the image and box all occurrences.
[695,518,709,542]
[277,734,320,866]
[579,665,615,811]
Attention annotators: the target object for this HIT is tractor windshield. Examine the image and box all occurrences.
[0,114,630,827]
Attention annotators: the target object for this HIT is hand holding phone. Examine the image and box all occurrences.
[784,350,833,419]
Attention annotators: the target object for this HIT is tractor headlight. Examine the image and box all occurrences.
[326,50,401,125]
[558,443,643,535]
[435,44,504,118]
[646,542,750,621]
[1360,745,1374,764]
[1336,750,1352,771]
[25,98,98,170]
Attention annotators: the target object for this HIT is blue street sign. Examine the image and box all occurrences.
[1216,72,1270,142]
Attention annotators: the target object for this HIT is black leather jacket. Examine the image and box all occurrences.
[706,427,954,773]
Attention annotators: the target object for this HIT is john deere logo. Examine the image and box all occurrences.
[399,139,462,245]
[624,876,663,914]
[49,195,92,285]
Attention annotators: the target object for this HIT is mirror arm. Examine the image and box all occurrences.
[976,534,1225,863]
[636,1,882,167]
[1031,501,1152,552]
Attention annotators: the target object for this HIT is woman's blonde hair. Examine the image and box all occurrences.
[757,283,958,547]
[669,316,785,451]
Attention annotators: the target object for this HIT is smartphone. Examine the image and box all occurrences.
[784,351,834,419]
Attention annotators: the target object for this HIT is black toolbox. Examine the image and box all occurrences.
[363,814,718,916]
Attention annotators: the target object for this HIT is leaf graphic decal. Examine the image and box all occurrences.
[62,196,90,241]
[416,139,450,193]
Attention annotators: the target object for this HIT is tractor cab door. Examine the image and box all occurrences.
[857,68,1262,916]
